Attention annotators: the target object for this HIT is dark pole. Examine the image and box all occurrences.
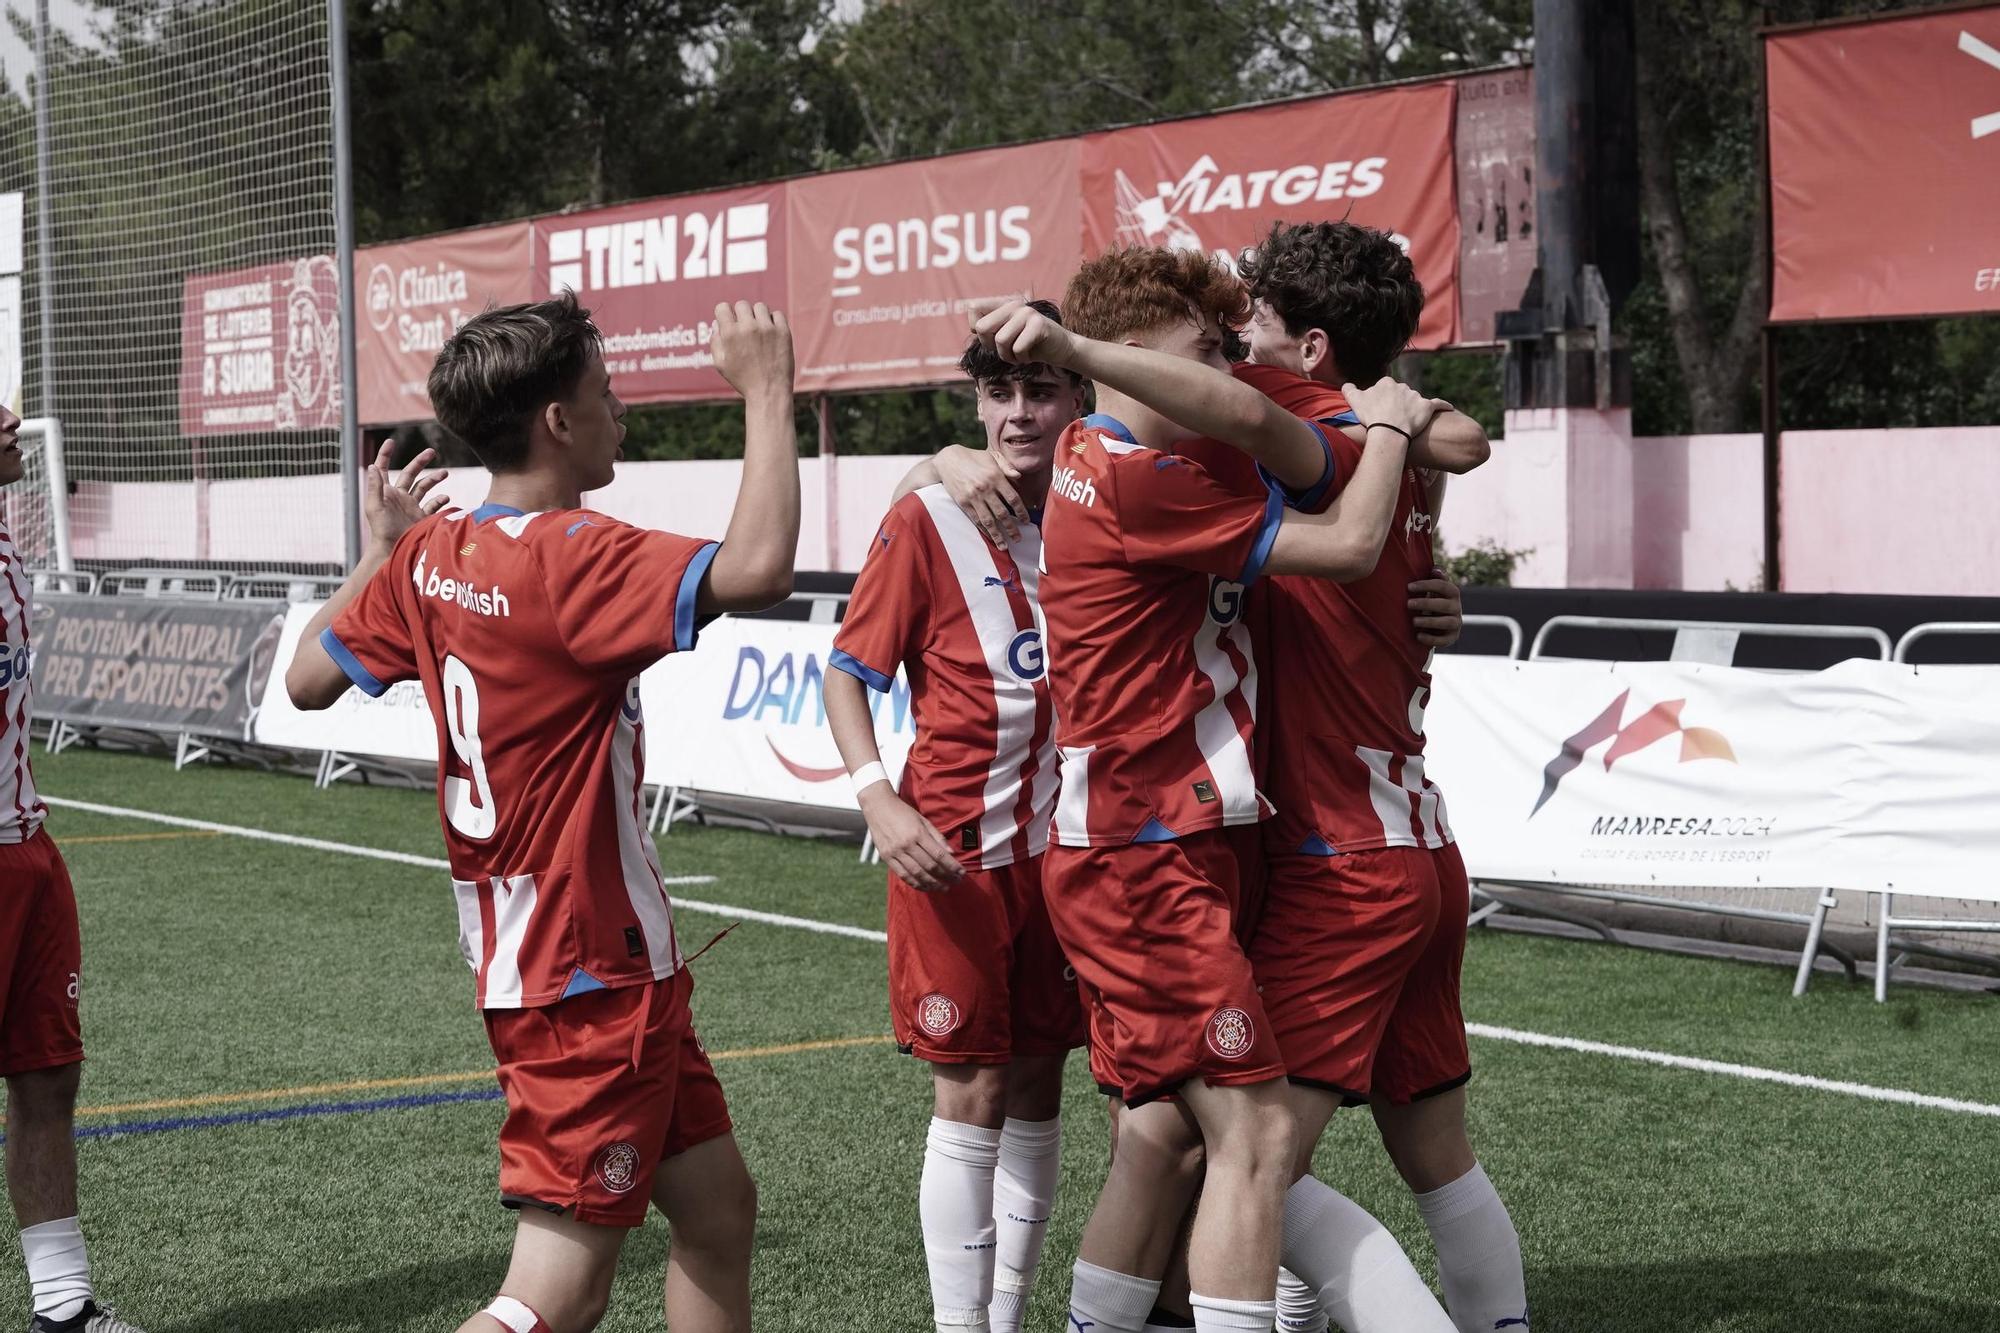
[1533,0,1589,332]
[1760,327,1780,592]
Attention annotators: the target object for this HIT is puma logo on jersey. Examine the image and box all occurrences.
[1051,465,1098,508]
[981,574,1017,591]
[412,552,512,617]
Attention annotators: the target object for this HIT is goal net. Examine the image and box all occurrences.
[22,0,344,577]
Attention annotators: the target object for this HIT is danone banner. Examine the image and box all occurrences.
[1767,5,2000,321]
[1425,657,2000,903]
[786,143,1082,393]
[1080,79,1462,348]
[31,593,288,739]
[357,222,536,424]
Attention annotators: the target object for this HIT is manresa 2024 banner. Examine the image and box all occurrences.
[533,184,790,403]
[30,594,288,739]
[1767,6,2000,321]
[1080,79,1461,348]
[357,222,535,424]
[787,142,1084,393]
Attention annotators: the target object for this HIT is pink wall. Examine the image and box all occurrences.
[1780,428,2000,595]
[1630,433,1765,591]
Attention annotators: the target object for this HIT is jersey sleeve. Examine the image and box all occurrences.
[324,542,420,698]
[1231,362,1359,514]
[1113,454,1286,587]
[539,515,720,677]
[1279,415,1364,516]
[831,500,929,692]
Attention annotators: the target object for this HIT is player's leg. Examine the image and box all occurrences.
[1370,845,1526,1333]
[987,1054,1064,1333]
[458,1211,625,1333]
[653,1132,756,1333]
[1068,1097,1206,1333]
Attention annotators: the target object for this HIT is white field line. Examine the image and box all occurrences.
[47,795,2000,1116]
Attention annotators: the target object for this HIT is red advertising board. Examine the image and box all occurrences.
[1767,6,2000,321]
[356,222,535,424]
[180,255,343,436]
[1080,80,1461,347]
[1454,67,1536,344]
[785,142,1084,393]
[532,183,789,402]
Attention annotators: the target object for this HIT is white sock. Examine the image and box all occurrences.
[1276,1268,1329,1333]
[1414,1164,1528,1333]
[1280,1176,1455,1333]
[991,1116,1062,1333]
[1069,1258,1162,1333]
[20,1217,93,1322]
[922,1118,1003,1330]
[1191,1292,1277,1331]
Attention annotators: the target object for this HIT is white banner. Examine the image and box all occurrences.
[1426,657,2000,903]
[257,608,915,811]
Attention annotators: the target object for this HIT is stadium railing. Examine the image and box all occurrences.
[101,567,232,601]
[1528,615,1893,665]
[26,566,97,595]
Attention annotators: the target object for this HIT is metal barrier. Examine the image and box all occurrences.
[101,567,231,600]
[25,566,97,594]
[1893,622,2000,663]
[228,571,346,603]
[1529,615,1892,665]
[1459,614,1524,659]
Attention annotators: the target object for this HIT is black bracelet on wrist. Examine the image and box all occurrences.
[1366,422,1413,443]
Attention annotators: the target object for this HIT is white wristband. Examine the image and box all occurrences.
[849,761,889,798]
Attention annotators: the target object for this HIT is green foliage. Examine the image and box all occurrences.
[1438,533,1531,587]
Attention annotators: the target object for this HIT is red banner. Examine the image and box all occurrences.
[180,256,342,436]
[1080,80,1461,347]
[1454,67,1536,344]
[357,222,535,424]
[1768,6,2000,321]
[786,143,1083,393]
[533,184,789,402]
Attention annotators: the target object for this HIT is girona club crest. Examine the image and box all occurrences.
[917,992,962,1038]
[1206,1007,1255,1060]
[595,1141,642,1195]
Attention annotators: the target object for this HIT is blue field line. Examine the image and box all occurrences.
[51,1086,506,1144]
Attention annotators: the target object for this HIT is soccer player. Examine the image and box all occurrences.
[969,250,1441,1333]
[824,301,1087,1333]
[1236,220,1527,1333]
[285,294,798,1333]
[0,410,147,1333]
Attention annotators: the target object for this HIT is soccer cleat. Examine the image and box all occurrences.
[29,1302,148,1333]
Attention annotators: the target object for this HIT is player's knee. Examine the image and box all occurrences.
[1114,1112,1207,1187]
[932,1063,1009,1127]
[672,1162,758,1257]
[5,1063,80,1125]
[1209,1100,1296,1186]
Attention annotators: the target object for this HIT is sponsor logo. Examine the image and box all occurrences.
[546,203,771,294]
[1208,577,1245,626]
[830,206,1034,297]
[724,644,915,781]
[917,992,962,1037]
[1192,779,1218,804]
[959,824,979,850]
[1110,153,1401,268]
[566,518,599,538]
[1962,30,2000,139]
[1007,628,1045,681]
[1531,690,1737,817]
[458,541,477,557]
[411,552,511,617]
[595,1141,642,1194]
[1405,507,1435,538]
[1051,465,1098,508]
[621,678,643,724]
[1206,1007,1255,1059]
[982,574,1017,591]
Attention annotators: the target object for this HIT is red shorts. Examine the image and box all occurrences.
[1249,841,1471,1105]
[1046,829,1285,1106]
[483,968,733,1228]
[889,853,1085,1063]
[0,830,84,1077]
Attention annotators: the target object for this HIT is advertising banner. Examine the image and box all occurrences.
[253,602,439,762]
[356,222,536,424]
[1080,80,1461,347]
[1767,6,2000,321]
[533,183,790,402]
[1453,67,1536,344]
[179,256,344,436]
[30,593,288,739]
[1425,657,2000,903]
[786,142,1084,392]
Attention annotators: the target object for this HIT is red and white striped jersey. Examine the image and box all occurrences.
[832,486,1056,870]
[326,503,716,1009]
[1239,363,1453,854]
[0,524,45,845]
[1037,414,1285,847]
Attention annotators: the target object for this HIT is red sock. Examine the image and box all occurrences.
[483,1296,555,1333]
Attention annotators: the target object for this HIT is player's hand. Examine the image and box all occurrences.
[1343,377,1444,442]
[859,787,964,891]
[971,299,1076,370]
[711,300,794,398]
[1408,572,1463,648]
[361,442,449,561]
[936,444,1027,547]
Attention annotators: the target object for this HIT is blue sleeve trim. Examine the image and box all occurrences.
[829,648,895,694]
[319,628,387,698]
[1238,479,1286,588]
[674,542,722,653]
[1260,417,1342,512]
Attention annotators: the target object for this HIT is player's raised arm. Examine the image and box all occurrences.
[286,442,448,710]
[699,300,799,614]
[972,299,1325,491]
[1266,377,1437,582]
